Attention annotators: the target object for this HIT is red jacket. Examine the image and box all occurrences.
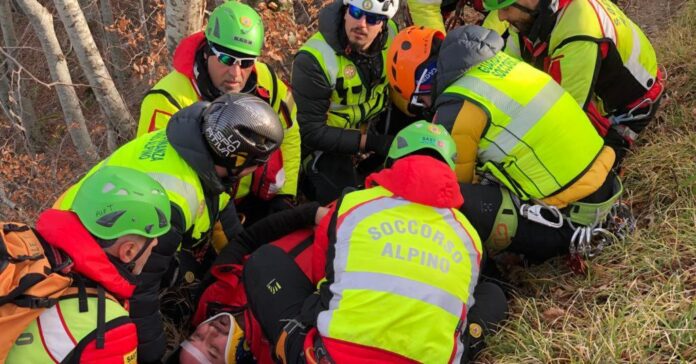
[34,209,138,363]
[194,228,316,364]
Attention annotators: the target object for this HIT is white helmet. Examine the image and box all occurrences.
[344,0,399,19]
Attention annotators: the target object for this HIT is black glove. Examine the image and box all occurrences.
[364,133,394,156]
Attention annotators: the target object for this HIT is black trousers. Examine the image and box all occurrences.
[299,107,417,205]
[459,175,615,265]
[235,194,295,227]
[244,244,507,363]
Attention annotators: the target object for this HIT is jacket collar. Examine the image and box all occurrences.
[35,209,136,299]
[434,26,504,99]
[165,102,227,196]
[365,155,464,208]
[173,31,260,98]
[318,0,388,57]
[173,32,206,78]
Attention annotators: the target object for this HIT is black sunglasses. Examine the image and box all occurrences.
[347,4,387,25]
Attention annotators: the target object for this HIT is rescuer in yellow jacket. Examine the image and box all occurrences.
[138,1,301,222]
[388,25,625,266]
[6,167,171,364]
[244,121,508,363]
[57,94,285,363]
[408,0,509,34]
[483,0,664,166]
[293,0,401,205]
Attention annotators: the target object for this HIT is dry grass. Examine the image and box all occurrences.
[480,2,696,362]
[1,1,693,361]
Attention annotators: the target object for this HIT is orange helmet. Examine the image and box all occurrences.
[387,26,445,114]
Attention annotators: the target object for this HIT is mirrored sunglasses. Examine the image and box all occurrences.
[210,44,256,69]
[347,4,387,25]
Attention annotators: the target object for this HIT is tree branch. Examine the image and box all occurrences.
[0,46,95,89]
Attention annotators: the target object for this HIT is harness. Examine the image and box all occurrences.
[484,173,635,274]
[609,68,666,145]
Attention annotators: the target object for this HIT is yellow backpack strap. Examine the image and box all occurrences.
[143,89,183,111]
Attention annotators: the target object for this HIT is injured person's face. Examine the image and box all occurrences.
[180,313,238,364]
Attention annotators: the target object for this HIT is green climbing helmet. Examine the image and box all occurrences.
[387,120,457,170]
[205,1,264,57]
[483,0,518,10]
[71,166,171,240]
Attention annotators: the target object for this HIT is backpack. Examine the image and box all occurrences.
[0,222,73,361]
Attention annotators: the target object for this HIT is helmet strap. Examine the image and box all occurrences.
[106,253,138,284]
[127,237,155,272]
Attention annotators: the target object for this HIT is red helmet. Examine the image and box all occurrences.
[387,26,445,115]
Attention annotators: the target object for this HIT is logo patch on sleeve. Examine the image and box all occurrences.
[124,349,137,364]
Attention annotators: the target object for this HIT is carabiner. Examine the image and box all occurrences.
[519,204,564,228]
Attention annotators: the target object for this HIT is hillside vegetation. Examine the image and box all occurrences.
[482,2,696,362]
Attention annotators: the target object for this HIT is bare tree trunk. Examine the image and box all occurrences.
[15,0,99,163]
[164,0,205,57]
[0,57,13,121]
[137,0,157,81]
[99,0,127,151]
[78,0,99,23]
[98,0,127,92]
[0,0,41,152]
[53,0,134,143]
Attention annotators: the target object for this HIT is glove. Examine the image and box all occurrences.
[364,133,394,157]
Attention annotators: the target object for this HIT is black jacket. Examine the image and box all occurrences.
[131,102,243,363]
[292,0,391,155]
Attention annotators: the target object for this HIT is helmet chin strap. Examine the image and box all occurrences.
[126,237,155,272]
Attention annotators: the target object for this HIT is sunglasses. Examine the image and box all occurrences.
[209,44,256,69]
[347,5,387,25]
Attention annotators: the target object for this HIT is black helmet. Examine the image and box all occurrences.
[202,93,284,177]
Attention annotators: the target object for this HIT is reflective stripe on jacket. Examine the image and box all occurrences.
[58,130,212,240]
[442,52,604,200]
[7,295,134,363]
[317,185,482,363]
[297,21,397,129]
[137,52,300,197]
[503,0,659,113]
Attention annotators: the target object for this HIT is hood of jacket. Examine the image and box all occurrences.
[434,25,503,98]
[35,209,136,299]
[166,101,226,196]
[172,31,260,98]
[318,0,389,57]
[365,155,464,208]
[173,32,206,79]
